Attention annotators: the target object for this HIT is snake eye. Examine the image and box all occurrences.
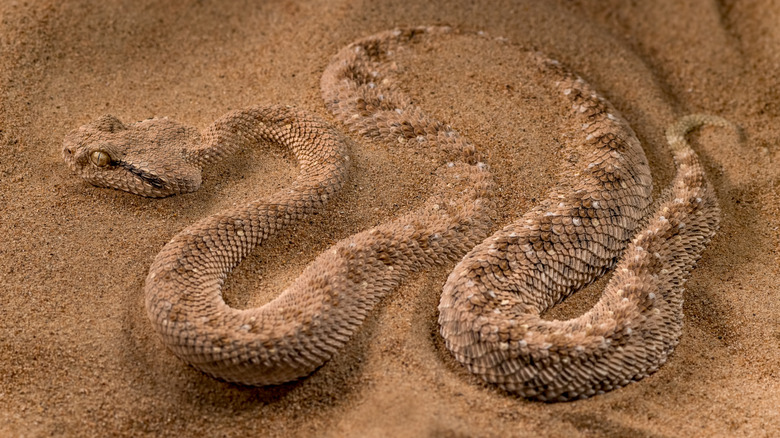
[90,150,112,167]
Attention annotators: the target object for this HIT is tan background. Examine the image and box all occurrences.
[1,1,778,437]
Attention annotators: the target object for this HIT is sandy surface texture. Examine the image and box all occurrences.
[1,1,778,437]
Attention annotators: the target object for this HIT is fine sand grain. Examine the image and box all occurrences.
[1,1,778,437]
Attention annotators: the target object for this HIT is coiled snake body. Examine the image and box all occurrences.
[63,27,728,401]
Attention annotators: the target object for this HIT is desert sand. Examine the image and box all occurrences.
[1,1,778,437]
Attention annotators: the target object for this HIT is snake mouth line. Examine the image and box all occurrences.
[118,161,166,189]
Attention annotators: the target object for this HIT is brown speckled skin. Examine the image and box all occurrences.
[439,114,726,401]
[64,101,492,384]
[64,26,728,401]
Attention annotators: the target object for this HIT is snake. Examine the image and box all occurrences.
[62,26,729,401]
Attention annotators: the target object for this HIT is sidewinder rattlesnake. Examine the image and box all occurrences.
[63,26,731,401]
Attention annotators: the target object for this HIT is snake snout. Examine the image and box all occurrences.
[61,140,79,171]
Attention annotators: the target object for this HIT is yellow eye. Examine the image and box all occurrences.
[90,150,111,167]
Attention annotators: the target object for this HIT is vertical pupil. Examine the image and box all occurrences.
[92,151,109,166]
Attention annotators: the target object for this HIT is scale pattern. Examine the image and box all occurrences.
[64,89,491,384]
[439,113,725,400]
[62,27,728,400]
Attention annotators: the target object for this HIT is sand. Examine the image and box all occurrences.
[1,0,778,437]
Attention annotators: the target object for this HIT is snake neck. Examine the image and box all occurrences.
[185,105,304,169]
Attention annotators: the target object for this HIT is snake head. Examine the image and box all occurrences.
[63,115,203,197]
